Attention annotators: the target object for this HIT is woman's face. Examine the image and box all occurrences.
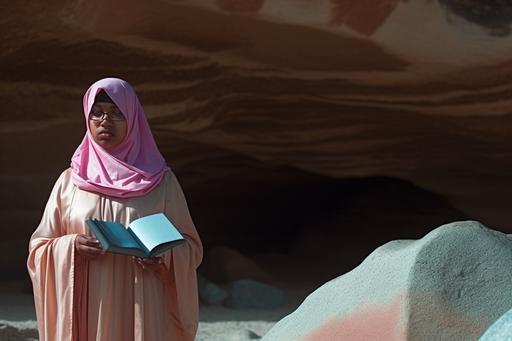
[88,102,128,150]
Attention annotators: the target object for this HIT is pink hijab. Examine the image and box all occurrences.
[71,78,167,198]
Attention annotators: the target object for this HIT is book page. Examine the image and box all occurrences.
[128,213,184,253]
[99,221,141,249]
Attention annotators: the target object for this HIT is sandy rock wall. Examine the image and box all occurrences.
[1,0,512,279]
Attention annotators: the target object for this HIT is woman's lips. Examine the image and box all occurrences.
[98,131,114,139]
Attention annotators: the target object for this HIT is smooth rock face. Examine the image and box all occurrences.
[202,247,271,284]
[479,308,512,341]
[198,274,230,306]
[262,221,512,341]
[225,279,285,310]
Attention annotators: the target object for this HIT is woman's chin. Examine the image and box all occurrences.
[92,136,121,149]
[97,141,118,150]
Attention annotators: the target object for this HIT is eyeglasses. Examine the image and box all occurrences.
[89,111,125,122]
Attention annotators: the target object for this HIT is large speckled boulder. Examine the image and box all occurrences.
[263,221,512,341]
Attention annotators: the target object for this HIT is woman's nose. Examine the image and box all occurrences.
[100,118,113,126]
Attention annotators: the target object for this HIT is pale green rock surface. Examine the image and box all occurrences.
[263,221,512,341]
[479,308,512,341]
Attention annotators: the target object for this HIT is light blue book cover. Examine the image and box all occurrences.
[128,213,184,254]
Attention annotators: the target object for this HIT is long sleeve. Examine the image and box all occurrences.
[27,169,203,341]
[162,172,203,340]
[27,170,81,341]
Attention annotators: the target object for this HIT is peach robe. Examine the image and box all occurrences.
[27,168,203,341]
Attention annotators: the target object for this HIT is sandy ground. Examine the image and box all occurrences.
[0,280,309,341]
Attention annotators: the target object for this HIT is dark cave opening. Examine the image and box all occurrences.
[187,168,468,285]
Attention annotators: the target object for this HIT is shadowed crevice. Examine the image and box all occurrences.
[439,0,512,36]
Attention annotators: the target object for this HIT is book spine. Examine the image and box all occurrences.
[127,227,151,257]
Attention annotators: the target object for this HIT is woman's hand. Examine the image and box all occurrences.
[133,256,172,284]
[75,234,104,260]
[133,256,163,271]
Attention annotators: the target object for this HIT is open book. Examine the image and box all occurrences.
[85,213,185,258]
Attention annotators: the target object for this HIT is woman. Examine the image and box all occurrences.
[27,77,203,341]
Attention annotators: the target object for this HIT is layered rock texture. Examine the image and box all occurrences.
[263,221,512,341]
[2,0,512,279]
